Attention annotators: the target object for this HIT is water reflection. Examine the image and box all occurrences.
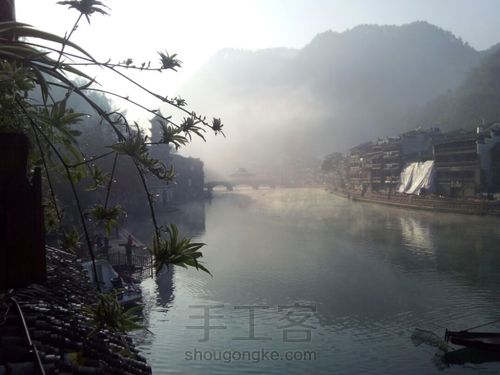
[399,216,434,255]
[125,200,205,307]
[126,199,206,243]
[136,189,500,374]
[155,268,175,308]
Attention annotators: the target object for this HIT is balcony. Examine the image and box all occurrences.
[435,165,477,172]
[434,160,477,168]
[434,146,477,156]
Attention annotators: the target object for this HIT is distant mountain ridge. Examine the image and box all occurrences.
[179,21,498,175]
[408,48,500,130]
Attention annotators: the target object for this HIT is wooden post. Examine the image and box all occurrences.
[0,133,46,290]
[0,0,17,45]
[0,0,15,23]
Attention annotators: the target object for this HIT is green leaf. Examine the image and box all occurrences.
[157,120,188,149]
[85,164,110,191]
[158,51,182,71]
[109,124,172,179]
[84,292,143,335]
[57,0,110,22]
[149,224,211,276]
[0,22,95,60]
[88,204,124,236]
[58,227,81,253]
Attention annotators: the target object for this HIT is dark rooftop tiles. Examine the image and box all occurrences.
[0,247,152,375]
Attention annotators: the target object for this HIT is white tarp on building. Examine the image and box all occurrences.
[397,160,435,195]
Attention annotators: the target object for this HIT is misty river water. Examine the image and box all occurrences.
[129,188,500,374]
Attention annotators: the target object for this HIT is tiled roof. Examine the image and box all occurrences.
[0,247,151,375]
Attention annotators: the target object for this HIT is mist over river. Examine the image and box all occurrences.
[129,188,500,374]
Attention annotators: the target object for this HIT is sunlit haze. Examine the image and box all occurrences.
[16,0,500,176]
[6,2,500,374]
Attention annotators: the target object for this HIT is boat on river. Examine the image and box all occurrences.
[444,347,500,365]
[445,330,500,351]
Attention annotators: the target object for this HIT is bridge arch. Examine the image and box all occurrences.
[205,180,276,192]
[204,181,234,192]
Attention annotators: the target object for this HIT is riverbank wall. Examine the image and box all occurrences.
[331,189,500,216]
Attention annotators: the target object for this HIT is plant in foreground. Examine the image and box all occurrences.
[84,291,144,355]
[85,292,143,336]
[150,224,211,276]
[0,0,224,281]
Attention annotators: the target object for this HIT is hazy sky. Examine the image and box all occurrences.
[14,0,500,174]
[16,0,500,97]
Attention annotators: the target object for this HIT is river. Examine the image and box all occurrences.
[129,188,500,374]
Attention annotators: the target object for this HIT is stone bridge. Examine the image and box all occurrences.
[204,179,275,192]
[205,168,276,192]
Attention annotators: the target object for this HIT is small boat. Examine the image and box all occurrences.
[444,347,500,365]
[445,330,500,352]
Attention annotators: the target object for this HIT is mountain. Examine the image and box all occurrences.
[178,22,492,176]
[408,48,500,131]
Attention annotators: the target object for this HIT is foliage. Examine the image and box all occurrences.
[109,124,174,180]
[180,115,206,141]
[158,51,181,71]
[321,152,345,173]
[57,227,82,253]
[85,164,110,191]
[150,224,210,276]
[321,152,347,189]
[0,1,222,278]
[409,49,500,131]
[85,292,143,335]
[44,198,61,233]
[0,22,95,101]
[211,117,224,135]
[57,0,110,22]
[87,204,124,236]
[157,119,189,150]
